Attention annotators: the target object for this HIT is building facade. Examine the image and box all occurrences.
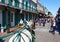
[0,0,38,32]
[37,2,45,18]
[37,2,44,14]
[32,0,38,3]
[44,7,48,15]
[37,2,49,18]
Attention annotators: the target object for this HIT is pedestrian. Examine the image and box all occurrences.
[56,18,60,35]
[42,18,46,27]
[36,18,38,23]
[47,18,50,23]
[23,19,27,25]
[51,19,56,34]
[19,19,23,24]
[50,17,54,31]
[32,20,36,29]
[19,19,24,28]
[39,18,42,26]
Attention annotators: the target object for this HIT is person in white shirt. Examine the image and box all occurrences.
[52,19,56,34]
[19,19,24,28]
[19,19,23,24]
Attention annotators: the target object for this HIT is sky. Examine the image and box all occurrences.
[39,0,60,17]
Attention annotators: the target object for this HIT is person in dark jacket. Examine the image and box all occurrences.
[42,18,46,27]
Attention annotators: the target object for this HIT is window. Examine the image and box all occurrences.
[28,3,29,7]
[1,0,5,3]
[31,5,32,11]
[10,13,13,22]
[22,0,24,3]
[26,1,28,10]
[28,3,29,11]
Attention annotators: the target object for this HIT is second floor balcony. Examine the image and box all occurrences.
[0,0,37,13]
[0,0,20,9]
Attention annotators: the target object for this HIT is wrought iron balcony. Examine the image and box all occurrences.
[0,0,37,14]
[0,0,20,10]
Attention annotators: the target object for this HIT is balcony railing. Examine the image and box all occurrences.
[0,0,20,9]
[0,0,37,13]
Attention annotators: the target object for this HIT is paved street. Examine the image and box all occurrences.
[34,23,60,42]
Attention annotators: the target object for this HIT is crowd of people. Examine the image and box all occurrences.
[36,17,60,35]
[19,17,60,35]
[19,19,35,29]
[37,18,50,27]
